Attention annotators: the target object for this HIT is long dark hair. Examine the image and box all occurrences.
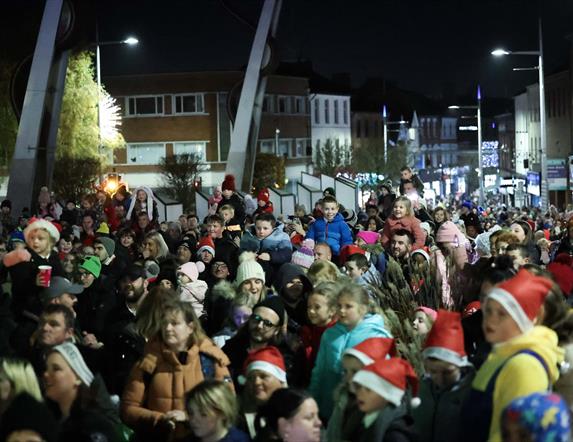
[255,389,312,439]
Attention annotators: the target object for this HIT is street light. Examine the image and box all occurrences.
[491,18,547,210]
[448,85,484,205]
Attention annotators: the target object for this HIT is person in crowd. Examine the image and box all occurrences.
[219,175,245,226]
[344,252,383,288]
[212,293,252,348]
[0,358,43,417]
[219,205,242,242]
[313,242,332,262]
[197,235,216,267]
[0,199,16,236]
[176,238,196,266]
[504,243,531,270]
[305,196,353,260]
[254,188,274,218]
[142,231,171,264]
[412,306,437,341]
[93,236,126,283]
[399,166,424,197]
[462,269,564,442]
[0,392,59,442]
[122,299,233,441]
[254,388,321,442]
[126,186,159,228]
[274,263,313,331]
[206,214,239,278]
[432,207,449,232]
[309,282,391,420]
[306,259,340,285]
[390,229,414,264]
[234,254,268,307]
[208,186,224,216]
[380,196,426,251]
[133,211,155,241]
[116,227,137,264]
[60,252,78,285]
[377,181,396,221]
[413,310,475,442]
[177,261,208,319]
[510,219,541,264]
[56,230,74,261]
[186,379,250,442]
[80,211,97,246]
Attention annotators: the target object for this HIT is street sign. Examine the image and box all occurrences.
[547,159,567,191]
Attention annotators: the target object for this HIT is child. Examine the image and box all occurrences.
[380,196,426,251]
[462,269,565,442]
[344,252,383,288]
[126,186,158,227]
[502,392,570,442]
[197,235,216,265]
[186,379,250,442]
[254,188,274,217]
[177,261,208,319]
[309,282,392,419]
[300,281,338,382]
[505,243,530,270]
[307,259,341,285]
[352,357,419,441]
[412,306,437,340]
[305,196,353,259]
[4,218,63,318]
[212,294,252,348]
[413,310,475,442]
[327,337,396,442]
[219,204,242,241]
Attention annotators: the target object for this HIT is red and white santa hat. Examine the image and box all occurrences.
[353,357,420,408]
[24,217,60,244]
[423,310,471,367]
[240,346,287,385]
[486,268,553,333]
[344,337,396,366]
[196,236,216,258]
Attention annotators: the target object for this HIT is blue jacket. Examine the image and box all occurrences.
[305,213,353,255]
[309,314,392,419]
[240,224,293,265]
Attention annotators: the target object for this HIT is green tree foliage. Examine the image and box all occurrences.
[352,140,412,181]
[159,153,207,212]
[52,155,101,202]
[0,62,17,167]
[253,153,286,191]
[314,139,351,176]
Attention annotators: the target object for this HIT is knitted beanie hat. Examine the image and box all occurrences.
[436,221,464,244]
[178,261,206,282]
[547,262,573,297]
[415,306,438,322]
[94,236,115,256]
[52,342,94,386]
[79,256,102,278]
[291,239,315,269]
[24,217,60,244]
[356,230,380,245]
[487,268,552,332]
[423,310,471,367]
[222,174,236,192]
[257,188,270,203]
[235,253,266,286]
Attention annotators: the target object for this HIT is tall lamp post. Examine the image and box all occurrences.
[491,18,546,210]
[448,85,484,205]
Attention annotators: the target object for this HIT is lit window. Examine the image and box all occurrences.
[173,142,207,161]
[127,143,165,164]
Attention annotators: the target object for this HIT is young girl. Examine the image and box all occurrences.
[126,186,159,227]
[412,306,437,340]
[212,294,253,348]
[380,196,426,251]
[186,379,250,442]
[177,262,208,320]
[300,281,338,382]
[462,269,565,442]
[309,282,392,420]
[306,259,340,285]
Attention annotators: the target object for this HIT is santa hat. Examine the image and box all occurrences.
[178,262,206,282]
[353,357,420,408]
[196,236,215,257]
[257,188,270,204]
[239,346,287,385]
[339,244,366,265]
[24,217,60,244]
[222,174,236,192]
[547,262,573,297]
[411,248,431,263]
[344,337,396,366]
[291,239,315,269]
[486,268,553,332]
[356,230,380,245]
[415,306,438,322]
[423,310,471,367]
[462,301,481,319]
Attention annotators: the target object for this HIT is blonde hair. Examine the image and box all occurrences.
[187,380,238,429]
[136,286,178,340]
[144,231,170,260]
[162,299,208,348]
[310,281,340,310]
[336,281,376,313]
[307,260,340,285]
[219,204,235,214]
[393,196,414,217]
[0,358,42,402]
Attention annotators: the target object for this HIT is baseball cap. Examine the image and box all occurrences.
[124,264,147,282]
[41,276,84,303]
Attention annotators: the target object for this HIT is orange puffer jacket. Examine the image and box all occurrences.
[121,338,232,439]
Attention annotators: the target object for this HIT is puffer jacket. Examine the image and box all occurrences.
[380,215,426,251]
[240,224,293,265]
[121,338,233,440]
[305,213,353,256]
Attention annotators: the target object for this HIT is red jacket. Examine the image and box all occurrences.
[380,215,426,251]
[300,320,336,384]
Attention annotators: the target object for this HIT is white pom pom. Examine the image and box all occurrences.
[560,361,571,375]
[196,261,206,273]
[411,397,421,408]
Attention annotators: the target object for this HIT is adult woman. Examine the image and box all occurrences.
[510,219,540,264]
[142,231,171,263]
[122,299,233,441]
[0,358,42,417]
[255,389,321,442]
[44,342,121,441]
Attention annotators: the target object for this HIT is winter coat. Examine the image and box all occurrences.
[357,404,418,442]
[399,174,425,196]
[305,213,353,256]
[412,370,475,442]
[121,338,233,440]
[179,280,208,319]
[327,386,364,442]
[75,276,117,340]
[218,193,245,225]
[240,225,293,266]
[183,426,251,442]
[309,314,392,419]
[380,215,426,251]
[300,320,336,384]
[465,326,564,442]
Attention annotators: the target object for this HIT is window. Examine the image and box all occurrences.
[173,142,207,161]
[314,99,320,124]
[334,100,339,124]
[173,94,205,114]
[295,139,310,157]
[295,97,307,114]
[343,100,349,125]
[324,100,330,124]
[260,140,275,154]
[127,143,165,164]
[278,139,291,157]
[278,96,291,114]
[263,95,275,113]
[126,96,163,116]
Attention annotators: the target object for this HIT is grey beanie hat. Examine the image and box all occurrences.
[52,342,94,386]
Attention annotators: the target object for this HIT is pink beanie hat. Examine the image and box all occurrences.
[178,262,206,282]
[416,306,438,322]
[356,230,380,245]
[436,221,463,244]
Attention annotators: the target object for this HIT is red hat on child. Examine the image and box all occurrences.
[222,174,236,192]
[423,310,471,367]
[240,346,287,385]
[257,188,270,204]
[487,269,552,332]
[339,244,366,265]
[344,337,396,366]
[196,236,216,257]
[353,357,420,408]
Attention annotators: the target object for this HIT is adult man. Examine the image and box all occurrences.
[314,242,332,262]
[391,229,414,264]
[41,276,83,313]
[176,239,195,265]
[93,236,126,282]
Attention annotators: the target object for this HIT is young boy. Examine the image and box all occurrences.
[219,204,242,242]
[504,243,530,270]
[413,310,475,442]
[344,251,384,289]
[305,196,353,260]
[399,166,424,197]
[352,357,419,441]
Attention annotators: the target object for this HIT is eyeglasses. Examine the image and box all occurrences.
[250,314,277,329]
[213,263,228,269]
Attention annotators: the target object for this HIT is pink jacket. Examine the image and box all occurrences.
[380,215,426,251]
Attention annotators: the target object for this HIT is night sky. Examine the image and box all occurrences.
[3,0,573,100]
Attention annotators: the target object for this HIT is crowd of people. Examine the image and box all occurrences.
[0,168,572,441]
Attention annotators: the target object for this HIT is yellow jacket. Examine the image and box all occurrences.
[472,326,564,442]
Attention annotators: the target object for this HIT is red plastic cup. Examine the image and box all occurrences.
[38,265,52,288]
